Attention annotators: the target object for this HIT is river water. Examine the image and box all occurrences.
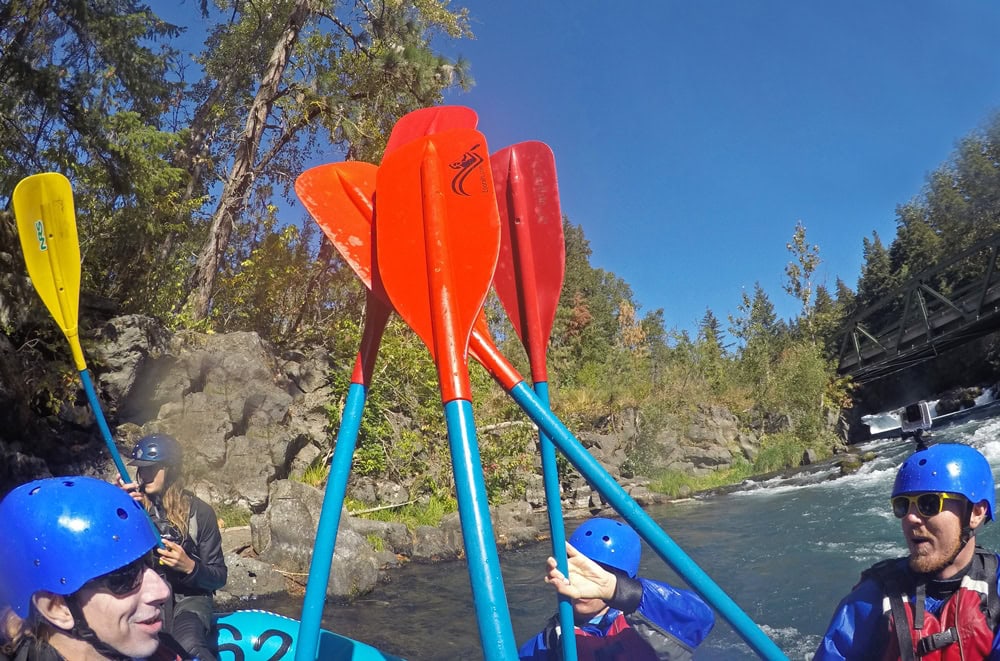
[248,405,1000,660]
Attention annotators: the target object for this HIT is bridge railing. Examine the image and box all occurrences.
[837,233,1000,382]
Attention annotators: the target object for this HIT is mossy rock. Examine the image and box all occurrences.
[838,455,864,475]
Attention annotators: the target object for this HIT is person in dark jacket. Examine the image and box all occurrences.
[518,518,714,660]
[0,476,190,661]
[120,434,227,661]
[816,443,1000,660]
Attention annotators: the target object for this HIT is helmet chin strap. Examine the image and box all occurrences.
[959,501,977,547]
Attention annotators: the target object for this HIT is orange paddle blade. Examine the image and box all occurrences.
[294,161,381,292]
[375,128,501,402]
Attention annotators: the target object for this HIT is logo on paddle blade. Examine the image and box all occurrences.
[34,220,48,252]
[449,144,486,196]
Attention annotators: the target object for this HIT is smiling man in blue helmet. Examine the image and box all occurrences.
[0,477,192,660]
[518,517,715,660]
[816,443,1000,660]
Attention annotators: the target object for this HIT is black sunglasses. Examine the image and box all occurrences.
[88,551,156,596]
[891,492,964,519]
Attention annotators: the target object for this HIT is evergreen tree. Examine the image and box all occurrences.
[0,0,180,189]
[550,220,636,386]
[890,201,941,284]
[695,309,725,393]
[729,283,782,404]
[834,277,856,319]
[856,231,895,311]
[811,284,844,356]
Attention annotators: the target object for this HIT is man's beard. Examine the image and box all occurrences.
[909,534,964,575]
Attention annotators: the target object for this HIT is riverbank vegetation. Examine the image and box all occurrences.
[5,1,1000,506]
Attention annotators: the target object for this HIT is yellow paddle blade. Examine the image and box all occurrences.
[12,172,86,370]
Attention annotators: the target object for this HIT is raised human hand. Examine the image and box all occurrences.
[117,476,144,502]
[544,542,617,601]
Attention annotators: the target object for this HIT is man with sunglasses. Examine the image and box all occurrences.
[0,477,193,660]
[816,443,1000,660]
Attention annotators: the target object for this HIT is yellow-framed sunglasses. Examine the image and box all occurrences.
[891,492,965,519]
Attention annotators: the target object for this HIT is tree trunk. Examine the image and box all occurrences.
[183,0,315,321]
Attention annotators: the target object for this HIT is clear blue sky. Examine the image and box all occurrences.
[439,2,1000,335]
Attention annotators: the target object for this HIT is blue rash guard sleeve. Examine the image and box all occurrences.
[632,577,715,648]
[815,577,891,660]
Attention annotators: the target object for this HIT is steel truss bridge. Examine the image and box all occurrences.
[837,233,1000,383]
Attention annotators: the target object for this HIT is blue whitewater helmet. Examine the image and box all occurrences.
[893,443,996,522]
[129,433,183,468]
[0,476,159,618]
[569,518,642,578]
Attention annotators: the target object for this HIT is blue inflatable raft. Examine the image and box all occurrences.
[215,610,403,660]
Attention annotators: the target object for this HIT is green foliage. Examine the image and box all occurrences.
[345,495,457,529]
[366,534,386,553]
[3,0,887,505]
[695,309,726,395]
[750,432,809,474]
[179,0,473,320]
[477,425,535,503]
[215,502,252,528]
[326,318,446,481]
[650,431,837,500]
[0,0,181,190]
[295,460,330,489]
[650,460,755,499]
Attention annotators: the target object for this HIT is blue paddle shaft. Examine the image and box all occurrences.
[79,368,130,480]
[508,382,788,661]
[444,399,518,661]
[79,369,165,547]
[535,381,577,660]
[296,382,367,661]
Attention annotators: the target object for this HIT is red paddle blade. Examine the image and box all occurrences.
[295,161,380,292]
[491,141,565,381]
[376,128,501,402]
[385,106,478,154]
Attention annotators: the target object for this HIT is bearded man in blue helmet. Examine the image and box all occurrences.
[518,517,715,660]
[817,443,1000,660]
